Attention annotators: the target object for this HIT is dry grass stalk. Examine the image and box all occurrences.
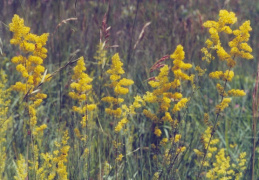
[150,55,170,72]
[52,17,78,36]
[133,22,151,50]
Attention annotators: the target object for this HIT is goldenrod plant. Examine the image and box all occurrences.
[9,14,52,179]
[143,45,193,178]
[101,53,134,178]
[195,10,252,179]
[69,56,96,128]
[9,14,51,139]
[69,56,96,179]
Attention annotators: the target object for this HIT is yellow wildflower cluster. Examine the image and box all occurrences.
[101,53,136,164]
[170,45,192,114]
[172,98,189,113]
[195,65,206,76]
[36,130,70,180]
[176,146,186,154]
[215,98,231,114]
[160,138,168,146]
[227,89,246,97]
[28,145,41,177]
[163,134,186,160]
[206,149,247,180]
[161,111,172,121]
[69,56,96,128]
[0,71,11,178]
[202,10,253,67]
[9,15,51,93]
[195,127,247,179]
[173,134,181,143]
[114,118,128,132]
[216,83,227,97]
[201,46,215,63]
[201,127,219,150]
[144,45,191,139]
[154,126,162,137]
[163,148,171,165]
[209,70,234,82]
[152,172,160,180]
[194,127,219,166]
[14,154,27,180]
[9,14,51,136]
[129,95,145,114]
[147,65,183,112]
[202,10,252,115]
[229,21,253,60]
[115,153,124,162]
[142,46,192,175]
[106,53,134,94]
[112,140,122,149]
[102,53,134,133]
[94,42,108,66]
[171,45,193,80]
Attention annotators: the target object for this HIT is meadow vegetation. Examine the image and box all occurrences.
[0,0,259,179]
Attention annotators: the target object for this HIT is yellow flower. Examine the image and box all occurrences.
[86,104,97,111]
[209,71,223,80]
[35,124,47,132]
[216,45,231,61]
[101,96,124,104]
[143,91,157,103]
[83,148,89,155]
[114,118,128,133]
[170,45,185,61]
[148,80,159,88]
[228,89,246,96]
[162,112,173,122]
[208,27,220,44]
[14,154,28,180]
[69,56,96,129]
[174,134,181,143]
[171,79,181,89]
[195,66,206,76]
[105,108,122,117]
[114,85,129,95]
[223,70,234,81]
[118,78,134,86]
[218,10,237,26]
[94,42,108,65]
[116,154,124,162]
[201,47,215,63]
[74,128,81,139]
[107,53,125,75]
[160,138,168,146]
[154,126,162,137]
[215,98,231,114]
[172,98,189,113]
[9,14,50,138]
[176,146,186,154]
[229,21,253,60]
[153,172,160,180]
[216,83,227,97]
